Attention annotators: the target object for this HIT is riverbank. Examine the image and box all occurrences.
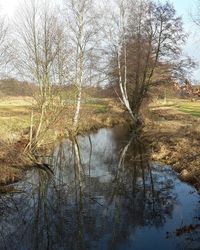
[1,97,200,192]
[0,96,129,185]
[146,99,200,192]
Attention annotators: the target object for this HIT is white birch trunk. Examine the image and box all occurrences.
[73,87,82,128]
[117,0,137,124]
[71,1,85,131]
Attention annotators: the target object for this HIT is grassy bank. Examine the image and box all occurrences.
[0,96,129,185]
[150,98,200,117]
[147,98,200,191]
[1,96,200,192]
[0,97,33,142]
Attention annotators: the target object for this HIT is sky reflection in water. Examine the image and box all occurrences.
[0,126,200,250]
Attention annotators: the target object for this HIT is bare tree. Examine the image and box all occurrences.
[103,0,138,124]
[65,0,100,133]
[106,0,187,126]
[0,12,13,77]
[14,0,68,151]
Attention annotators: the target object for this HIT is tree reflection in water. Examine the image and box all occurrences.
[0,127,199,250]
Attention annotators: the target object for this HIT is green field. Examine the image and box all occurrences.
[176,101,200,117]
[151,99,200,118]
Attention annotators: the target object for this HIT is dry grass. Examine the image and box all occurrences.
[0,96,33,143]
[0,165,22,185]
[0,96,125,142]
[2,95,200,190]
[147,98,200,191]
[0,96,127,186]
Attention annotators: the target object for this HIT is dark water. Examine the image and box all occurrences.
[0,127,200,250]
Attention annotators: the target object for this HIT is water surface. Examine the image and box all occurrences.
[0,127,200,250]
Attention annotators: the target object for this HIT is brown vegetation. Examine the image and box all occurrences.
[0,79,36,97]
[0,96,129,186]
[145,103,200,191]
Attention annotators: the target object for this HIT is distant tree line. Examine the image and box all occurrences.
[0,79,36,96]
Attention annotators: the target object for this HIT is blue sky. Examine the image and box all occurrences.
[161,0,200,81]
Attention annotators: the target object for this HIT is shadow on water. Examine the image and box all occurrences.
[0,126,200,250]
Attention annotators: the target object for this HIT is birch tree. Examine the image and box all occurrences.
[65,0,100,133]
[107,0,186,126]
[103,0,138,124]
[15,0,68,151]
[117,0,136,123]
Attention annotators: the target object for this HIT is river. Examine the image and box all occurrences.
[0,126,200,250]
